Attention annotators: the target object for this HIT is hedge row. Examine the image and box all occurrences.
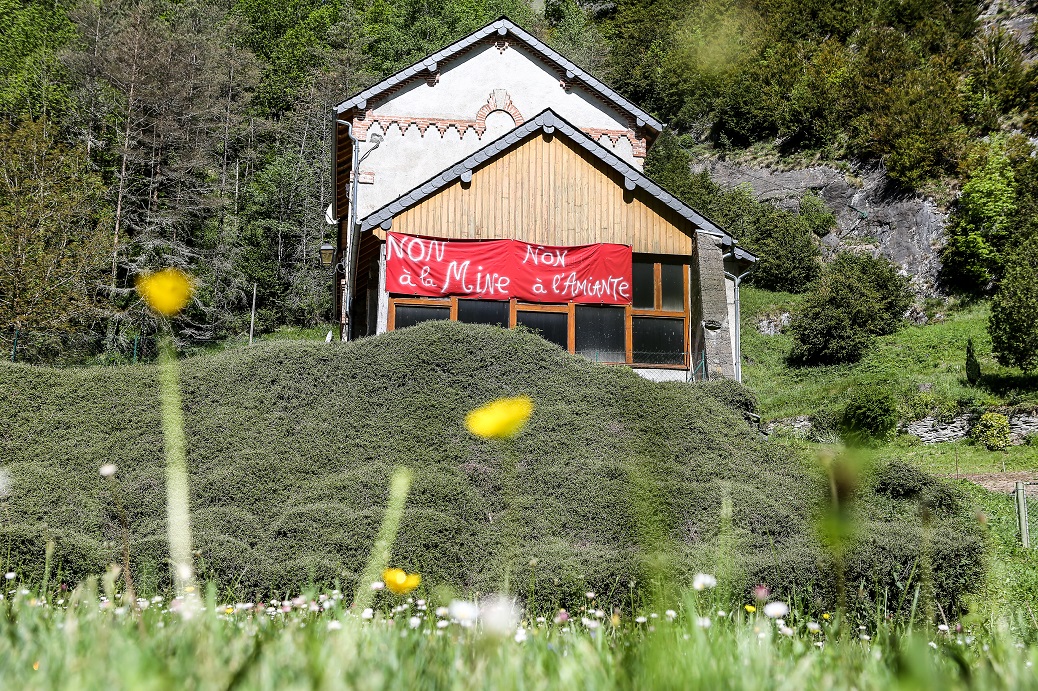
[0,321,983,612]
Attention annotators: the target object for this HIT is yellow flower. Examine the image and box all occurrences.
[382,567,421,595]
[136,268,193,316]
[822,612,831,620]
[744,605,756,613]
[225,606,234,615]
[465,396,534,439]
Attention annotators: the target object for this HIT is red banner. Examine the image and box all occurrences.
[385,233,632,304]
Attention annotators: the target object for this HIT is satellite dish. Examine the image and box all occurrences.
[325,203,336,225]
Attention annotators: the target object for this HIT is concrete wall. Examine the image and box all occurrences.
[693,232,737,380]
[351,41,646,219]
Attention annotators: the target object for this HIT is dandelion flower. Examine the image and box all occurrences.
[465,396,534,439]
[514,627,527,643]
[635,616,647,624]
[696,617,711,628]
[822,612,831,620]
[744,605,756,614]
[409,616,422,629]
[763,602,789,618]
[692,573,717,590]
[4,573,14,581]
[937,624,949,632]
[436,620,449,629]
[136,268,193,316]
[370,581,385,591]
[665,610,677,620]
[807,621,821,633]
[361,608,374,620]
[382,568,420,596]
[99,464,118,478]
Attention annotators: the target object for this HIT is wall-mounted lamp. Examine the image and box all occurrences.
[319,240,335,268]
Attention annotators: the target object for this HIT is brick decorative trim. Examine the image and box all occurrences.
[351,90,645,158]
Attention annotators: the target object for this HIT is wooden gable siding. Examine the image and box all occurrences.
[374,133,696,255]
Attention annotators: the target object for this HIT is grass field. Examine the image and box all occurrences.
[740,288,1038,420]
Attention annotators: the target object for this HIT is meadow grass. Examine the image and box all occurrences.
[0,578,1036,690]
[740,288,1038,420]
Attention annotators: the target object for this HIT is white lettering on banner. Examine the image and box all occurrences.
[522,245,568,268]
[386,233,633,305]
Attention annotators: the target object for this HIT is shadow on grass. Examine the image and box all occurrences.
[976,371,1038,398]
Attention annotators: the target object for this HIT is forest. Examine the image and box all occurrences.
[2,0,1036,364]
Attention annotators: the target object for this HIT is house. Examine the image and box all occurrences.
[328,18,755,381]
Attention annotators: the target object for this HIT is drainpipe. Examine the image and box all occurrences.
[336,118,361,341]
[722,245,752,383]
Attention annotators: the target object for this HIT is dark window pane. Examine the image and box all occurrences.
[575,305,626,363]
[632,317,685,365]
[457,299,509,326]
[660,264,685,311]
[394,305,449,329]
[516,311,568,349]
[632,261,655,309]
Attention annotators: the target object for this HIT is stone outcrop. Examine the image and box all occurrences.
[692,160,947,295]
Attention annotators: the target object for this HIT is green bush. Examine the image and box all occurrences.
[696,379,759,415]
[971,412,1011,451]
[788,271,879,365]
[789,252,912,365]
[840,387,899,446]
[0,322,983,613]
[989,234,1038,372]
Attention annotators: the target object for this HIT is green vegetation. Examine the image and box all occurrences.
[4,581,1038,690]
[740,287,1038,421]
[0,321,983,613]
[990,234,1038,373]
[839,387,898,447]
[788,254,912,367]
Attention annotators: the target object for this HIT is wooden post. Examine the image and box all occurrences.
[249,283,257,345]
[1016,482,1030,549]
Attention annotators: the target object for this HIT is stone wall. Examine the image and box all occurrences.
[766,410,1038,445]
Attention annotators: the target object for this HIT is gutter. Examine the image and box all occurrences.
[722,245,753,383]
[336,118,361,340]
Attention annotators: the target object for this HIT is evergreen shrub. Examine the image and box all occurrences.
[840,387,899,446]
[0,322,983,613]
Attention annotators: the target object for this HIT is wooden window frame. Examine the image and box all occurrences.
[386,258,691,370]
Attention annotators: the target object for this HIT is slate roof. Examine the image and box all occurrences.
[334,18,663,134]
[358,108,757,262]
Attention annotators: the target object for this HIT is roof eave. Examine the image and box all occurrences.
[333,19,662,133]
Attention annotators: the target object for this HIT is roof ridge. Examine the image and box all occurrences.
[333,17,663,133]
[357,108,755,262]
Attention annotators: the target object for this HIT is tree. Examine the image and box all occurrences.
[0,119,110,360]
[988,234,1038,372]
[788,269,880,366]
[788,252,911,366]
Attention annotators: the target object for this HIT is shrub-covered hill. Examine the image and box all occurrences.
[0,322,983,610]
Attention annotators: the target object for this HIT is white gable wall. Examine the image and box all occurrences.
[351,42,647,219]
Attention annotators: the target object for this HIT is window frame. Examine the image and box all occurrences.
[387,257,690,369]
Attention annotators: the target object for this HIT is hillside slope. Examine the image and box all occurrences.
[0,322,982,610]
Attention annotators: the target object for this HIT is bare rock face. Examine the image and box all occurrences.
[692,160,948,296]
[757,311,791,335]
